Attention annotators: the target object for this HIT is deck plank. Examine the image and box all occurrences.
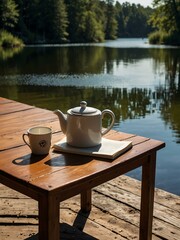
[0,97,177,239]
[0,175,179,240]
[0,101,35,115]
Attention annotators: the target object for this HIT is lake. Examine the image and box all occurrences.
[0,38,179,195]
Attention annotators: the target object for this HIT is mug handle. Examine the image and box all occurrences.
[22,133,31,149]
[101,109,115,136]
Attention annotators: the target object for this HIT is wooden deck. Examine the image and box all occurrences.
[0,97,180,239]
[0,175,179,240]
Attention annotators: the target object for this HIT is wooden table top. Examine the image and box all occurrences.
[0,97,165,200]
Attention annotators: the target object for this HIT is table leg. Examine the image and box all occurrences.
[139,153,156,240]
[39,194,60,240]
[81,189,92,212]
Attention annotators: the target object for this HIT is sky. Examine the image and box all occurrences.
[117,0,153,7]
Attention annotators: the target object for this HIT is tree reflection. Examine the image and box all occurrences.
[149,47,180,143]
[0,46,23,60]
[8,81,179,144]
[0,44,179,143]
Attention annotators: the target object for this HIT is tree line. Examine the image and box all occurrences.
[0,0,153,44]
[148,0,180,45]
[0,0,179,45]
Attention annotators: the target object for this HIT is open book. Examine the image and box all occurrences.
[53,137,132,160]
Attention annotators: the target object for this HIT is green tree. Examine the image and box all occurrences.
[15,0,42,42]
[83,0,105,42]
[0,0,19,30]
[126,4,150,37]
[115,2,153,38]
[149,0,180,45]
[65,0,104,42]
[105,0,117,39]
[115,2,125,37]
[150,0,179,33]
[15,0,68,43]
[45,0,69,43]
[64,0,86,42]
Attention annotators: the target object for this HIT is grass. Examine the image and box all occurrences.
[148,31,180,46]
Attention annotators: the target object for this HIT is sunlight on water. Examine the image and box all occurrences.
[0,72,162,89]
[0,39,179,195]
[0,56,175,89]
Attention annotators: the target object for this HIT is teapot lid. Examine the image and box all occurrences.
[70,101,98,115]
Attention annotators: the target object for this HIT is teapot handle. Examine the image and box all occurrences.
[101,109,115,136]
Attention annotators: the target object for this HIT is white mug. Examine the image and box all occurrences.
[22,126,52,155]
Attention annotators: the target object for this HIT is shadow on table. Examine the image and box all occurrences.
[12,154,46,165]
[25,210,97,240]
[45,154,94,166]
[12,151,113,167]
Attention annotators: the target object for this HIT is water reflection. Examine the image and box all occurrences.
[0,45,179,75]
[0,39,179,194]
[0,46,24,60]
[0,43,179,144]
[1,83,179,144]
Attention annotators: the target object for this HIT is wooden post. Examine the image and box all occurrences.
[139,153,156,240]
[81,189,92,212]
[38,193,60,240]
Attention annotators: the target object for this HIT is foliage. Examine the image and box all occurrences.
[150,0,180,33]
[64,0,105,42]
[0,45,23,60]
[105,0,118,39]
[45,0,69,43]
[115,2,153,38]
[149,0,180,45]
[14,0,69,43]
[0,30,24,48]
[2,0,177,44]
[148,31,162,44]
[0,0,19,30]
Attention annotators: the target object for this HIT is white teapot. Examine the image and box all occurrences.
[54,101,115,148]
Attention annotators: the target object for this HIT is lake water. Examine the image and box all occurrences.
[0,38,179,195]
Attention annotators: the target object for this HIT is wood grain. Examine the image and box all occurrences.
[0,97,166,240]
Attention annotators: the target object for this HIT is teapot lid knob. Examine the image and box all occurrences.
[80,101,87,108]
[70,101,97,115]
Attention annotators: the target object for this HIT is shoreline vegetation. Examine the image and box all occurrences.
[0,31,24,49]
[0,0,179,49]
[148,31,180,46]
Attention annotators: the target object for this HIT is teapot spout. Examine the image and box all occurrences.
[54,109,67,134]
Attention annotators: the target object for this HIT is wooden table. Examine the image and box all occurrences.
[0,97,165,240]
